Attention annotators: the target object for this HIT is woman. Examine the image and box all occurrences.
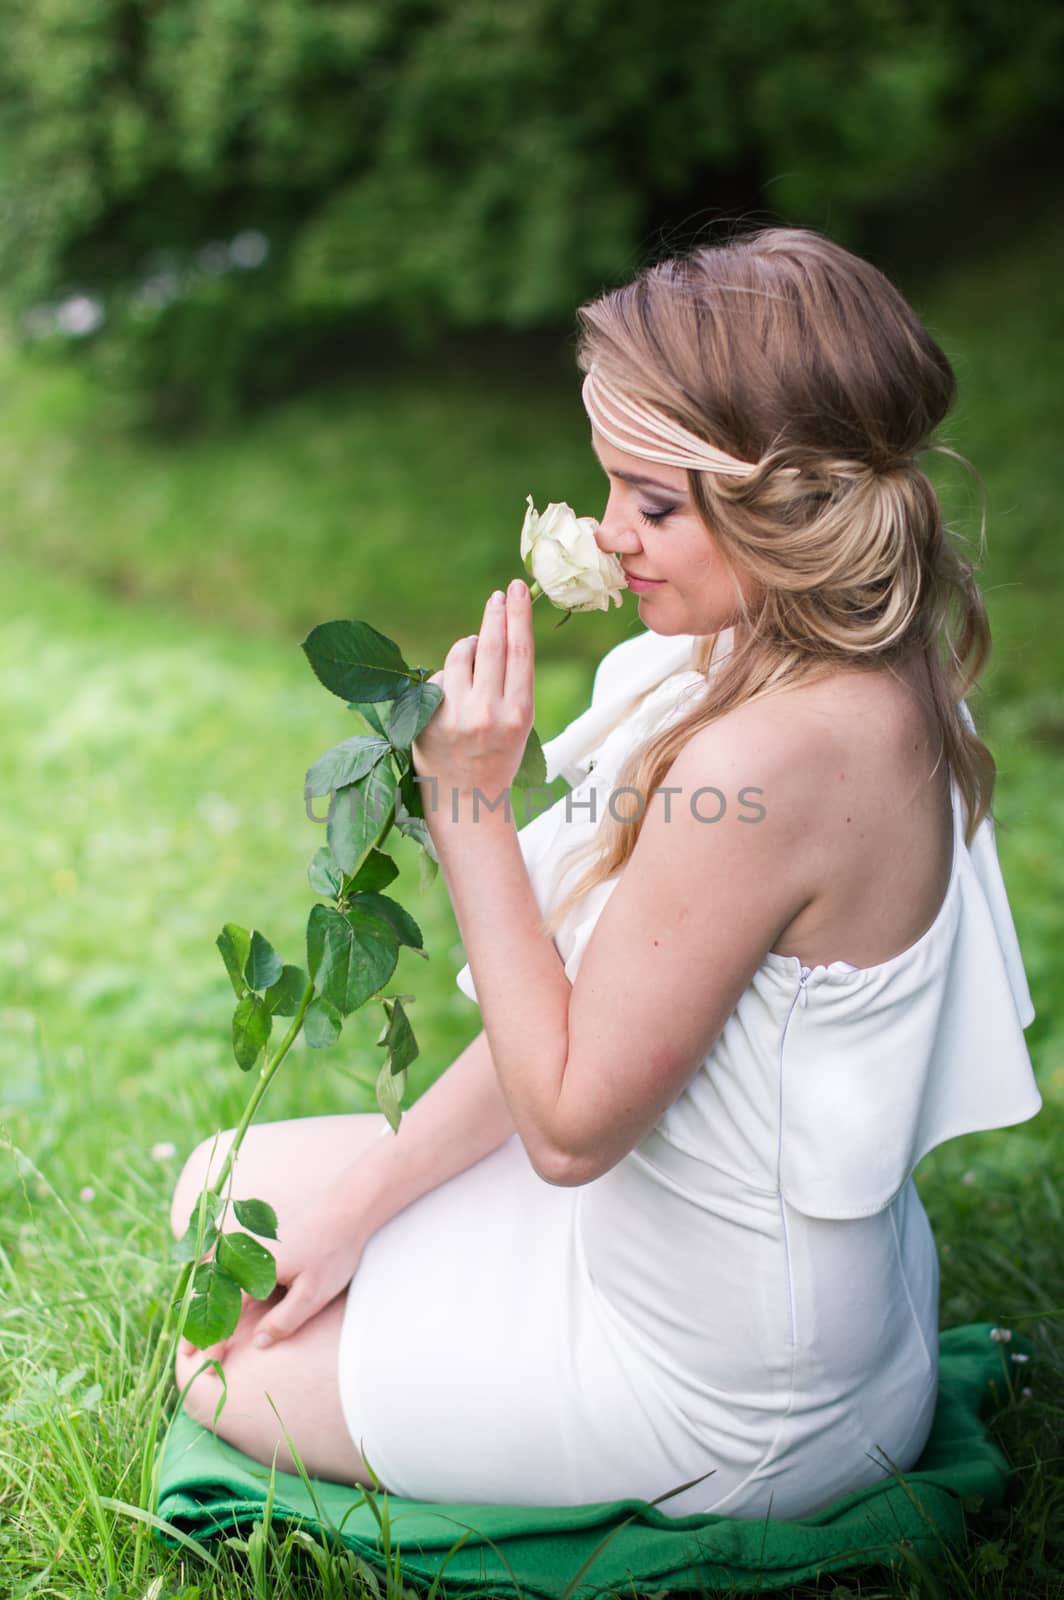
[170,225,1040,1518]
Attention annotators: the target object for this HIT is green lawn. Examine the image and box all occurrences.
[0,215,1061,1596]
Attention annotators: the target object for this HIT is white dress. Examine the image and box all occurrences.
[337,625,1041,1519]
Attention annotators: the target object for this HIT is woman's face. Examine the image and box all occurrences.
[589,426,761,637]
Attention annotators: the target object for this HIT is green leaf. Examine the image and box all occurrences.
[345,848,399,895]
[343,902,401,953]
[243,930,283,993]
[417,848,440,892]
[376,994,420,1076]
[301,619,411,704]
[216,924,251,998]
[182,1262,243,1349]
[306,903,398,1015]
[308,847,343,899]
[513,724,547,788]
[174,1191,225,1266]
[386,680,443,749]
[340,906,400,1010]
[232,1198,279,1240]
[305,902,329,985]
[973,1540,1011,1574]
[264,963,308,1016]
[232,993,272,1070]
[172,1201,221,1264]
[352,892,426,955]
[348,700,387,736]
[217,1231,278,1300]
[326,761,397,878]
[303,993,343,1047]
[304,734,392,799]
[394,774,439,864]
[309,845,398,902]
[375,1058,407,1134]
[397,763,425,819]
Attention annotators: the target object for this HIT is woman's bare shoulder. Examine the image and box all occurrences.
[724,655,937,761]
[712,658,953,969]
[682,664,902,784]
[673,652,944,876]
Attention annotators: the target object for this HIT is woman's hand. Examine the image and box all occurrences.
[411,580,534,814]
[179,1175,373,1365]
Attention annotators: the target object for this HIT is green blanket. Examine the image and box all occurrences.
[155,1323,1021,1596]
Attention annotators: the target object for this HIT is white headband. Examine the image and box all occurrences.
[581,363,762,477]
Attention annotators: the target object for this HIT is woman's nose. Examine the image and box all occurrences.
[594,492,643,555]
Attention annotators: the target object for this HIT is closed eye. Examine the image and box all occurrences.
[639,506,674,526]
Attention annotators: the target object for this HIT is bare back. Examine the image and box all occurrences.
[768,647,956,972]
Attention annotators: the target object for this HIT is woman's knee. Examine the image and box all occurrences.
[168,1113,385,1239]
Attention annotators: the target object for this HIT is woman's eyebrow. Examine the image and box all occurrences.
[590,444,686,497]
[610,468,686,496]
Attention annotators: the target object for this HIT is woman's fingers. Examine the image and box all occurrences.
[472,589,507,700]
[445,582,533,710]
[421,583,532,787]
[250,1275,320,1349]
[442,634,478,707]
[504,578,533,710]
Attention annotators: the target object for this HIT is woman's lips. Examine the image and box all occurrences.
[624,572,666,592]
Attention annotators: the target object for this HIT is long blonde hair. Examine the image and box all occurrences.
[544,225,994,939]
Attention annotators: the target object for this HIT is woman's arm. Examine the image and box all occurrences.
[405,581,805,1191]
[433,701,819,1188]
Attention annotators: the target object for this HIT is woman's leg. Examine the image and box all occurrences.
[174,1288,376,1483]
[169,1111,389,1240]
[170,1112,389,1486]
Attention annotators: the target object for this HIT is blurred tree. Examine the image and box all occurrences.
[1,0,1060,424]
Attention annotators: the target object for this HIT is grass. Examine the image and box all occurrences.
[0,214,1061,1597]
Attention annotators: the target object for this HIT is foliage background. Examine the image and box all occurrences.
[1,0,1062,422]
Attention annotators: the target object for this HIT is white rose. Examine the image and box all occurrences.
[520,495,627,613]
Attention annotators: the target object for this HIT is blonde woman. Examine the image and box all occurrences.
[170,226,1040,1519]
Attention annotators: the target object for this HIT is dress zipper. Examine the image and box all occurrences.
[775,960,812,1348]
